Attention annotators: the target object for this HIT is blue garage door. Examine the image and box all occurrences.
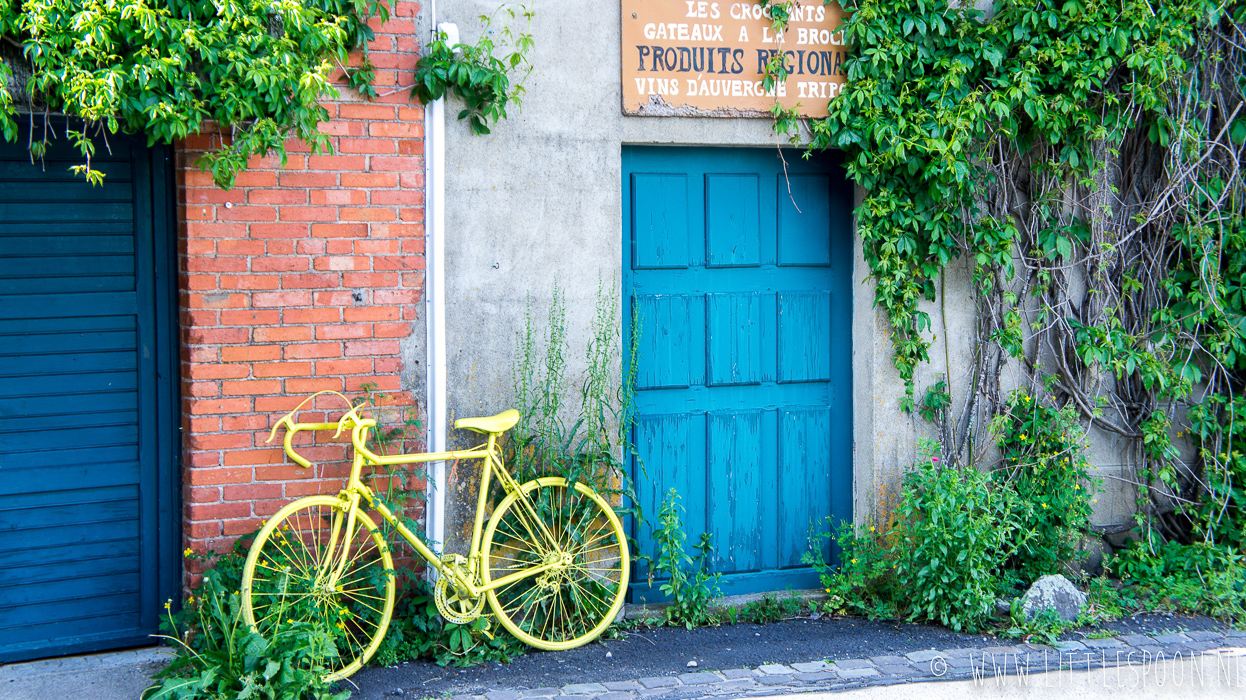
[624,146,852,597]
[0,128,179,661]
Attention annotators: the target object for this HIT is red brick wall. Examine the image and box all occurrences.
[177,4,427,563]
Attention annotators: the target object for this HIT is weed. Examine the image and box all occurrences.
[649,488,722,629]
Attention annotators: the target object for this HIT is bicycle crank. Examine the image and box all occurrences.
[434,574,485,625]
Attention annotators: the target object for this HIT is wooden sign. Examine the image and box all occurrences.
[621,0,848,118]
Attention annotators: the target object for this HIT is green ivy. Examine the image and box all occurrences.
[1,0,391,188]
[410,4,533,135]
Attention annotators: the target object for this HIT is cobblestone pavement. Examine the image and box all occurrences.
[407,629,1246,700]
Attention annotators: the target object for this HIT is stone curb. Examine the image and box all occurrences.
[429,629,1246,700]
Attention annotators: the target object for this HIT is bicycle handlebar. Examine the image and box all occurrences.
[265,391,369,468]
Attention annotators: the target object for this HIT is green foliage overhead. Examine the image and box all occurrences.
[410,4,533,135]
[0,0,389,188]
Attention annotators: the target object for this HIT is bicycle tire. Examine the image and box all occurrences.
[241,495,395,682]
[482,477,629,650]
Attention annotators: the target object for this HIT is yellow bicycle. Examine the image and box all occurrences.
[240,391,629,681]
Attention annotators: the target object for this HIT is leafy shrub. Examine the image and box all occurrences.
[144,567,347,700]
[890,449,1032,631]
[1110,536,1246,622]
[373,578,526,668]
[647,488,722,629]
[810,441,1033,632]
[991,391,1097,579]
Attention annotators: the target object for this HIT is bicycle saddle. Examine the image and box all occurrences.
[455,409,520,434]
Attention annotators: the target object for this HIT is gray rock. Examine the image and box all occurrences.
[1104,528,1142,550]
[1022,574,1087,622]
[1063,535,1109,578]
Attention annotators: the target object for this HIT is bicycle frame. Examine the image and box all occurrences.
[273,410,560,599]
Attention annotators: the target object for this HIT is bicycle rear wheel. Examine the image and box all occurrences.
[482,477,629,650]
[241,495,395,681]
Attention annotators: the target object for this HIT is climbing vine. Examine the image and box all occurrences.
[410,4,534,135]
[756,0,1246,582]
[0,0,532,187]
[0,0,392,187]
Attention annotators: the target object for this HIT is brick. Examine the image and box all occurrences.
[218,205,277,221]
[186,486,221,504]
[253,291,313,307]
[185,382,220,400]
[338,104,397,120]
[222,414,270,431]
[279,206,339,222]
[339,138,397,154]
[217,240,266,256]
[306,155,367,170]
[369,156,423,171]
[220,274,280,291]
[256,464,315,481]
[249,189,308,205]
[221,309,280,325]
[251,222,310,239]
[354,239,401,255]
[253,326,312,343]
[285,377,344,393]
[373,255,423,270]
[187,256,247,272]
[312,223,368,238]
[369,121,423,138]
[223,518,266,537]
[188,501,253,521]
[252,257,309,273]
[285,343,342,360]
[221,345,281,362]
[345,340,399,356]
[224,483,285,498]
[222,379,283,396]
[281,273,340,289]
[186,467,253,486]
[188,398,253,414]
[314,256,369,271]
[343,272,400,287]
[372,189,424,205]
[374,289,419,304]
[311,189,369,206]
[252,362,313,378]
[284,308,341,324]
[373,323,411,338]
[316,358,373,375]
[344,306,400,322]
[340,207,397,222]
[314,290,357,306]
[341,172,397,188]
[187,432,252,450]
[224,448,287,467]
[184,364,250,380]
[278,172,339,188]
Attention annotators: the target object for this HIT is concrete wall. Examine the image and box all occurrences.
[424,0,1134,550]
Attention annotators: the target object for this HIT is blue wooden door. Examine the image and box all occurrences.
[0,127,179,661]
[624,146,851,597]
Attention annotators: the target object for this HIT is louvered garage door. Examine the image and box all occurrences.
[0,128,178,661]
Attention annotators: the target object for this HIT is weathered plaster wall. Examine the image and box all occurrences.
[427,0,1134,553]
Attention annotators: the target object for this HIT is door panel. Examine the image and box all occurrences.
[0,128,178,661]
[624,146,851,597]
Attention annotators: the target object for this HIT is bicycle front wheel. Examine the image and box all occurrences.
[483,477,629,650]
[241,495,395,681]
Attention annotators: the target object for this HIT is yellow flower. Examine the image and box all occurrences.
[1020,433,1028,441]
[1041,503,1048,508]
[183,548,194,557]
[869,526,876,532]
[851,558,857,564]
[1074,485,1080,489]
[164,600,171,610]
[187,595,195,605]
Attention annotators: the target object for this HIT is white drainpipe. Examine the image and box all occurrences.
[424,20,457,557]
